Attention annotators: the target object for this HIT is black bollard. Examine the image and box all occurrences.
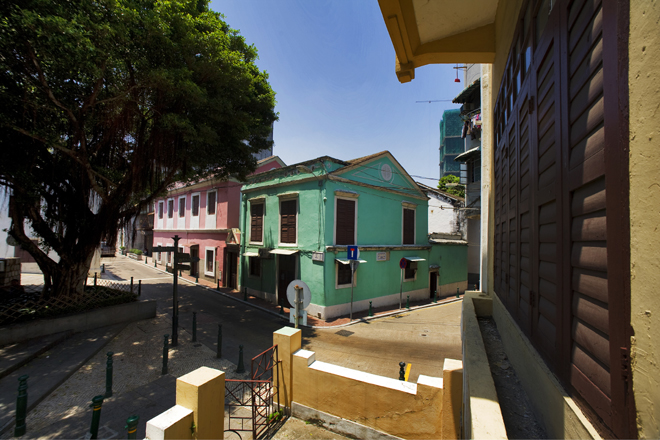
[369,301,373,317]
[14,375,28,437]
[399,362,406,381]
[101,263,105,273]
[105,352,114,398]
[236,345,245,374]
[125,415,139,439]
[138,280,142,296]
[94,272,97,286]
[279,304,284,315]
[192,312,197,343]
[130,277,134,294]
[217,280,220,290]
[406,295,410,310]
[216,324,222,358]
[154,258,157,268]
[243,288,247,301]
[162,334,169,375]
[145,256,148,264]
[89,395,104,439]
[457,287,460,298]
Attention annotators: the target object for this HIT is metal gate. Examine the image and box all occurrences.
[225,345,280,439]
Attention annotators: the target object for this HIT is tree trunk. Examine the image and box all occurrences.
[48,253,95,299]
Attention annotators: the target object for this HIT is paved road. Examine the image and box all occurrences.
[104,257,462,383]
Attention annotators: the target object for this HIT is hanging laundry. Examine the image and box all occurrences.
[462,121,469,139]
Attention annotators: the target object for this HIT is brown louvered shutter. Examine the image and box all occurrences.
[250,204,263,242]
[280,200,297,243]
[335,199,355,245]
[403,209,415,244]
[491,0,633,436]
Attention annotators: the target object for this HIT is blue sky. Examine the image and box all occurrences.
[211,0,465,183]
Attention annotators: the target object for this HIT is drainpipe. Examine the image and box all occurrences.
[239,193,247,291]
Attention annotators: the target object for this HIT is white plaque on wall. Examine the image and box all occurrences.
[312,252,325,262]
[376,252,389,261]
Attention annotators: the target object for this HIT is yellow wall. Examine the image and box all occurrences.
[628,1,660,438]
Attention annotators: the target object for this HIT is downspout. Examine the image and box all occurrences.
[239,193,247,291]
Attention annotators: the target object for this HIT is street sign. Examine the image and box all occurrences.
[178,253,191,262]
[347,246,359,260]
[177,264,191,270]
[286,280,311,309]
[399,258,408,269]
[153,246,176,253]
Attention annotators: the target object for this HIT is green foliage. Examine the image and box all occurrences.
[0,0,277,297]
[129,249,143,255]
[438,175,465,198]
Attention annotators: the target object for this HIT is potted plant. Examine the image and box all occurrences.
[128,249,143,260]
[119,246,126,255]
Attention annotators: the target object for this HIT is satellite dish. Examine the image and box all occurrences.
[6,235,19,247]
[286,280,311,310]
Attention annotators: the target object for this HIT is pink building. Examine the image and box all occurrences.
[152,156,285,289]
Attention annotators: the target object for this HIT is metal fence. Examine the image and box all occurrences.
[0,280,137,325]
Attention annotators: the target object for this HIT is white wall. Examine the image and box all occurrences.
[428,193,461,235]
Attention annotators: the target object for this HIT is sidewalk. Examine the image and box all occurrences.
[1,313,249,440]
[137,254,464,328]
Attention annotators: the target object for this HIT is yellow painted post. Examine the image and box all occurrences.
[405,363,412,381]
[273,327,301,411]
[176,367,225,440]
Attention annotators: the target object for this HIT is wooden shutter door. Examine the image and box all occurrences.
[251,204,263,242]
[336,199,355,245]
[280,200,296,243]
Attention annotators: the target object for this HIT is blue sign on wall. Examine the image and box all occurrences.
[347,246,359,260]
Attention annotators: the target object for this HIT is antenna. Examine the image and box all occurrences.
[415,100,453,103]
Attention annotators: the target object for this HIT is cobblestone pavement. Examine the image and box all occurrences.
[2,313,249,440]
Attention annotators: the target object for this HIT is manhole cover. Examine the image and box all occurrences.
[421,334,427,337]
[335,330,354,337]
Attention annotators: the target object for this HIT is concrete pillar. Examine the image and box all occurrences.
[145,406,194,440]
[176,367,225,439]
[441,358,463,440]
[273,327,301,410]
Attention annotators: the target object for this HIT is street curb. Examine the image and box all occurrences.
[115,256,464,329]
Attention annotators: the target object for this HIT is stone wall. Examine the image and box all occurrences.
[0,257,21,287]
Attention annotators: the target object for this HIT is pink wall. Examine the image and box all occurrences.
[152,157,284,284]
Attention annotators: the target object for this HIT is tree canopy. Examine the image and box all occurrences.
[438,175,465,198]
[0,0,277,297]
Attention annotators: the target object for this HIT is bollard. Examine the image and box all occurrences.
[217,279,220,290]
[94,272,97,287]
[145,256,148,264]
[192,312,197,343]
[216,325,222,358]
[154,258,157,268]
[101,263,105,273]
[179,268,182,277]
[130,277,134,294]
[89,395,104,439]
[279,304,284,315]
[105,352,114,398]
[195,275,199,283]
[457,287,460,298]
[433,292,437,304]
[138,279,142,296]
[399,362,406,381]
[162,334,169,375]
[236,345,246,374]
[243,288,247,301]
[14,375,28,437]
[125,415,139,439]
[406,295,410,310]
[368,301,373,317]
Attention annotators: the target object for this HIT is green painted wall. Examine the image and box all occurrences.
[239,153,468,312]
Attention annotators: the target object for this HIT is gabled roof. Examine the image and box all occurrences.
[417,181,465,203]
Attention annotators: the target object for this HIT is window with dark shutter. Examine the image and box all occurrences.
[337,263,353,286]
[335,199,356,245]
[403,209,415,244]
[178,198,185,217]
[207,191,216,215]
[251,203,263,243]
[158,202,163,219]
[280,199,297,244]
[167,200,173,219]
[192,195,199,217]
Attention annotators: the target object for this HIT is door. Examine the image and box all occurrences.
[227,252,238,290]
[190,246,199,277]
[277,255,296,308]
[429,272,438,299]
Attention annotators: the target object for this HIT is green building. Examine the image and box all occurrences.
[439,109,464,179]
[239,151,467,320]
